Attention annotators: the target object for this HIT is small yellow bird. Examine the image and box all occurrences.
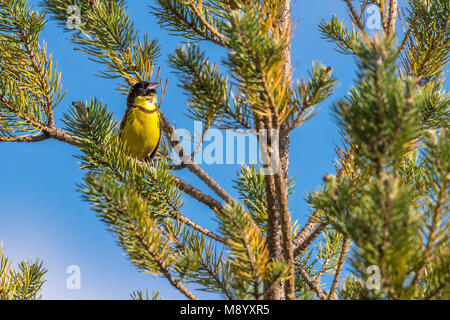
[120,81,161,161]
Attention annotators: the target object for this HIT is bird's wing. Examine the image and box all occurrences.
[148,121,161,160]
[119,105,133,136]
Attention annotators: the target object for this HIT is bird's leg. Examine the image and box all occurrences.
[145,154,153,163]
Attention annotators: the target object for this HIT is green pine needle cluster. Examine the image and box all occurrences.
[41,0,161,92]
[0,0,65,141]
[218,203,288,300]
[308,38,449,299]
[0,243,47,300]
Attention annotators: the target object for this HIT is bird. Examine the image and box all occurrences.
[120,81,161,161]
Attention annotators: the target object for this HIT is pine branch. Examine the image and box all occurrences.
[151,0,228,47]
[293,221,327,257]
[234,165,268,233]
[194,240,235,300]
[187,0,228,45]
[168,44,252,130]
[424,281,448,300]
[153,173,227,245]
[159,113,234,204]
[130,289,161,300]
[218,203,288,299]
[343,0,366,34]
[128,221,197,300]
[295,260,326,300]
[41,0,161,92]
[386,0,398,35]
[171,175,223,212]
[0,133,48,142]
[311,37,445,299]
[0,95,79,145]
[0,0,66,141]
[287,62,337,132]
[400,0,449,84]
[410,129,449,290]
[328,236,350,300]
[0,243,47,300]
[222,6,298,298]
[319,15,365,55]
[0,0,60,127]
[398,24,412,54]
[292,214,321,254]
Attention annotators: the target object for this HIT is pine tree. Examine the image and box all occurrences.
[0,0,448,300]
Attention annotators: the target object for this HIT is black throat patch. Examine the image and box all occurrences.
[131,104,158,114]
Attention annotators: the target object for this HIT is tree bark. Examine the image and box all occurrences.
[264,0,294,300]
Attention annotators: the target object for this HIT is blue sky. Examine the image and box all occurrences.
[0,0,357,299]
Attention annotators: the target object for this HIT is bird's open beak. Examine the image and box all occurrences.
[146,83,159,90]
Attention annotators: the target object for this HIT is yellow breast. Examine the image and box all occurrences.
[121,100,160,159]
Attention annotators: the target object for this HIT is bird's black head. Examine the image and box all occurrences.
[127,81,159,104]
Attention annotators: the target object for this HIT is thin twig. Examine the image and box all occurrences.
[293,221,327,257]
[315,255,331,286]
[150,167,228,245]
[172,175,224,212]
[188,0,228,46]
[398,25,412,54]
[0,95,80,146]
[328,236,350,299]
[295,260,327,300]
[343,0,367,38]
[173,209,227,245]
[0,134,49,143]
[292,214,321,253]
[159,113,234,204]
